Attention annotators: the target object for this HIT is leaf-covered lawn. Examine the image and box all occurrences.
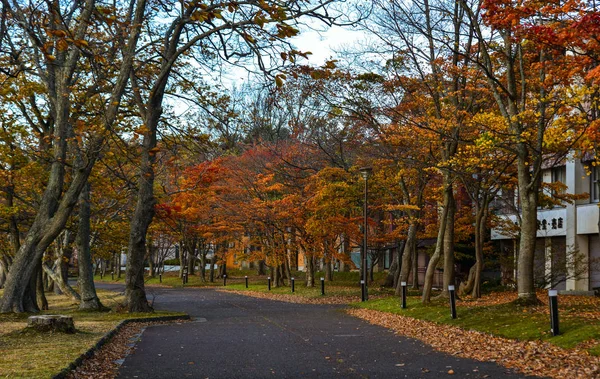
[348,307,599,379]
[0,290,186,378]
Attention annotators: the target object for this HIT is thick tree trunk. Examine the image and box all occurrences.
[124,107,161,312]
[257,259,266,276]
[422,186,452,303]
[384,241,401,288]
[0,261,7,289]
[461,202,488,299]
[325,260,333,282]
[199,252,206,282]
[438,192,456,299]
[306,255,315,287]
[209,254,216,282]
[411,241,419,289]
[396,224,417,295]
[516,177,540,305]
[77,182,105,310]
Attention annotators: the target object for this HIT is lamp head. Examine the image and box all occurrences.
[359,167,373,180]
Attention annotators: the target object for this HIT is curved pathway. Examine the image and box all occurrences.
[96,284,531,378]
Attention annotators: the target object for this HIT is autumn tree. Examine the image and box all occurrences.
[0,0,145,313]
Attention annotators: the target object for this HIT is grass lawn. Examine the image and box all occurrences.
[354,294,600,356]
[95,270,395,299]
[0,289,186,378]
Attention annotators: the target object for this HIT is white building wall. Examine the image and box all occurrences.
[491,156,598,292]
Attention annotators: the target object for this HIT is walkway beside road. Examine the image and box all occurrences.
[95,283,528,378]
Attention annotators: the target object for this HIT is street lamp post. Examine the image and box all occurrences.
[359,167,372,301]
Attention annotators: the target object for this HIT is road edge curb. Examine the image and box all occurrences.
[51,314,191,379]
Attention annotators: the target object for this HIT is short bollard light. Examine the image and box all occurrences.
[100,271,103,280]
[321,277,325,296]
[111,271,114,280]
[549,289,560,336]
[223,274,227,286]
[449,285,457,319]
[361,280,366,302]
[268,276,271,291]
[245,276,248,288]
[401,281,407,309]
[159,273,162,283]
[291,277,295,293]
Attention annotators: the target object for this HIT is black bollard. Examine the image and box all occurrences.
[100,271,103,280]
[245,276,248,288]
[291,277,295,293]
[449,285,457,319]
[182,274,185,285]
[321,277,325,295]
[268,277,271,291]
[401,281,407,309]
[361,280,366,302]
[223,274,227,286]
[549,290,560,336]
[111,271,114,280]
[159,273,162,283]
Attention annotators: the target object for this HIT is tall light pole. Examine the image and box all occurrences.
[359,167,372,301]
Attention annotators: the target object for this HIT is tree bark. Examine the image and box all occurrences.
[42,263,80,302]
[77,182,105,311]
[438,191,456,299]
[306,255,315,287]
[396,223,417,295]
[209,254,216,282]
[422,185,452,303]
[36,264,48,311]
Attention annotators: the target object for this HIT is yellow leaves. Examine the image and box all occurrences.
[56,39,69,52]
[48,29,68,38]
[74,40,89,48]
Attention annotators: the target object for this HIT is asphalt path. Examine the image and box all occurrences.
[95,283,530,379]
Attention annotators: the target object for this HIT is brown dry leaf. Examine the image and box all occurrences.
[347,308,600,379]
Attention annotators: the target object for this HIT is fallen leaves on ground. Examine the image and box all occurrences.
[347,308,600,379]
[460,290,600,320]
[66,320,186,379]
[218,288,386,304]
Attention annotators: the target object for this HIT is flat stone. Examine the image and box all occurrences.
[26,315,75,333]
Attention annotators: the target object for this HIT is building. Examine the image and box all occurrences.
[491,155,600,293]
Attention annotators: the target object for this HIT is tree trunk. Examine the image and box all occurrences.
[199,252,206,282]
[384,241,401,288]
[257,259,266,276]
[438,191,456,299]
[325,260,333,282]
[516,180,540,304]
[42,263,80,302]
[306,255,315,287]
[77,182,105,310]
[36,264,48,311]
[0,0,145,314]
[422,186,452,303]
[411,240,419,289]
[396,223,417,295]
[209,254,216,282]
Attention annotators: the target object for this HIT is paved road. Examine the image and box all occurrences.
[96,283,529,379]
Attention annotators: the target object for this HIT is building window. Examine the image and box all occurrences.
[551,166,566,196]
[592,165,600,202]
